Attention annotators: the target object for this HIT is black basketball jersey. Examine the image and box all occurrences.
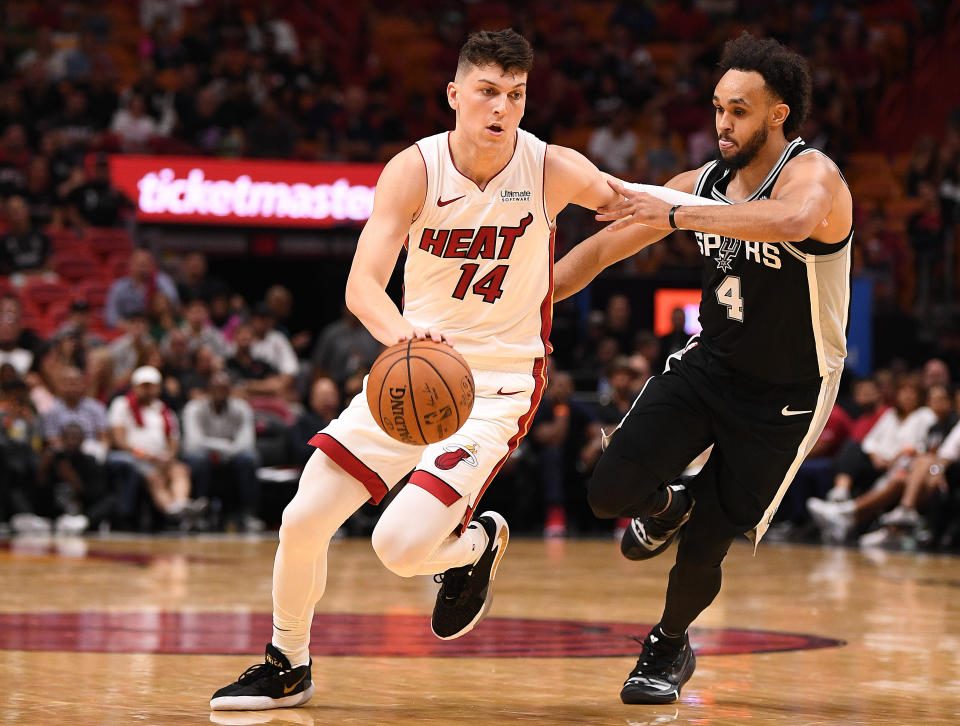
[691,138,852,384]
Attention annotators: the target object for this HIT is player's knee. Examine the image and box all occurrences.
[587,455,632,518]
[279,502,330,548]
[370,525,426,578]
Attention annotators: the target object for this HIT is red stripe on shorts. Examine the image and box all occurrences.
[309,432,389,504]
[409,470,462,507]
[459,357,548,534]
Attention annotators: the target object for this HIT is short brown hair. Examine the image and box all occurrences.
[457,29,533,77]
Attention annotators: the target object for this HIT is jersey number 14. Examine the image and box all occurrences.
[716,275,744,322]
[453,264,508,303]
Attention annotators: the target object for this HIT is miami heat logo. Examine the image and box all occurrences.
[434,440,480,470]
[716,237,742,272]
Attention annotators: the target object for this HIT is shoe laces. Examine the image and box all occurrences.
[433,565,471,603]
[237,661,282,682]
[629,634,681,674]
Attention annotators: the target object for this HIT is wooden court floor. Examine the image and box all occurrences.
[3,533,960,725]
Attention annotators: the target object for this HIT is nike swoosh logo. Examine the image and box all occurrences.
[781,406,813,416]
[496,388,524,396]
[283,672,307,694]
[437,195,465,207]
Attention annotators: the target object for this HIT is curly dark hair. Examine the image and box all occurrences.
[719,32,812,138]
[457,29,533,78]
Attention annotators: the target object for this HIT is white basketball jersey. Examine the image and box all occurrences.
[404,129,555,372]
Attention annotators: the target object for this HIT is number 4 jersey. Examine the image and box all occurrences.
[692,138,853,385]
[404,130,555,372]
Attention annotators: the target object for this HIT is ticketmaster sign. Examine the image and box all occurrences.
[109,156,383,228]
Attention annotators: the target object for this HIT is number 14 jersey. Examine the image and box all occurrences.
[692,138,853,385]
[404,130,555,373]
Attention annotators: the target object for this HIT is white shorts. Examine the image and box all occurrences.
[309,359,546,530]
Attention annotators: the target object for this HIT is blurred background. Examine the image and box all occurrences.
[1,0,960,552]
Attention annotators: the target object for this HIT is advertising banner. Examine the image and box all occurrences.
[109,156,383,228]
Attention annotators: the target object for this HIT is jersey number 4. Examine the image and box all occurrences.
[453,264,507,304]
[715,275,744,322]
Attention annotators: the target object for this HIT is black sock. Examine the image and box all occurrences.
[653,624,684,640]
[648,483,690,521]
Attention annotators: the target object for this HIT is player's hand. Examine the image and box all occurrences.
[400,327,455,347]
[595,179,673,232]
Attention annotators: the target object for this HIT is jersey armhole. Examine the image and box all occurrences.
[540,142,554,230]
[410,141,431,226]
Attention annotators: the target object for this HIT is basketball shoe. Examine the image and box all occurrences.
[210,643,313,711]
[431,511,509,640]
[620,482,693,561]
[620,627,696,704]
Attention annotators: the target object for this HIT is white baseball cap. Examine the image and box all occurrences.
[131,366,162,386]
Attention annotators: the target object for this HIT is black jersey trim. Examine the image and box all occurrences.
[710,138,803,203]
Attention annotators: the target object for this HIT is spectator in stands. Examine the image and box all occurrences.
[208,288,244,342]
[246,97,297,159]
[182,371,262,532]
[37,421,112,534]
[808,384,957,544]
[164,297,227,358]
[226,323,286,396]
[0,195,51,277]
[110,92,167,153]
[176,252,228,304]
[23,155,61,229]
[531,368,598,537]
[288,376,340,468]
[63,153,133,228]
[923,358,951,389]
[97,310,154,394]
[105,249,180,329]
[108,365,201,526]
[603,293,634,355]
[53,299,103,358]
[657,306,690,369]
[42,365,109,452]
[0,297,35,376]
[587,112,637,175]
[595,356,642,428]
[908,180,945,311]
[248,302,298,392]
[823,379,933,506]
[847,377,890,446]
[310,306,380,386]
[175,344,224,404]
[0,375,46,534]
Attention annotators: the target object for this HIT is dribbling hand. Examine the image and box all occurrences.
[400,327,455,347]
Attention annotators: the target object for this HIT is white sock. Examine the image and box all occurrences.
[421,521,488,574]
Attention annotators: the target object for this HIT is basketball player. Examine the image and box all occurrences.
[553,33,853,704]
[211,29,677,711]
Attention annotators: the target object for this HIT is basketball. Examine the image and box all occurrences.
[366,339,475,445]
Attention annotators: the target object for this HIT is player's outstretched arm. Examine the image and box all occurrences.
[597,153,848,243]
[553,168,701,302]
[344,146,430,347]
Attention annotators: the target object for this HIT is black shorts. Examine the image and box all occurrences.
[593,338,837,535]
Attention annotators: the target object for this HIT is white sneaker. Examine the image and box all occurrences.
[825,486,851,503]
[55,513,89,536]
[858,527,897,549]
[878,505,922,528]
[806,498,855,544]
[10,512,53,534]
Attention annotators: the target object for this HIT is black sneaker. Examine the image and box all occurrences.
[431,511,509,640]
[620,628,696,704]
[620,482,693,561]
[210,643,313,711]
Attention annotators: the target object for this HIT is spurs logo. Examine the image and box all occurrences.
[716,237,741,272]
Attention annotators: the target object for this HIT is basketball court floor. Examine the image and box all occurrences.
[3,534,959,725]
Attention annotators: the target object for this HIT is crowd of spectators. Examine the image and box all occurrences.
[1,1,960,548]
